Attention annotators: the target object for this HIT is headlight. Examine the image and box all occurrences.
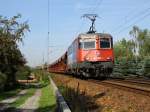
[107,57,112,60]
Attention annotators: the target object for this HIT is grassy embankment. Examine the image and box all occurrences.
[37,84,56,112]
[34,70,56,112]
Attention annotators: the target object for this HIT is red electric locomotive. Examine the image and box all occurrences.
[48,14,114,78]
[67,33,113,78]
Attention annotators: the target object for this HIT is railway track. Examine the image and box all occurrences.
[89,79,150,96]
[123,79,150,85]
[106,78,150,87]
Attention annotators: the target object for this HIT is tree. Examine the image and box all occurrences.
[138,29,150,57]
[0,14,29,90]
[129,26,150,58]
[129,26,140,56]
[114,38,134,60]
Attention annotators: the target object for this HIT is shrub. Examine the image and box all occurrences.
[0,72,7,91]
[33,69,49,85]
[143,57,150,78]
[15,66,31,80]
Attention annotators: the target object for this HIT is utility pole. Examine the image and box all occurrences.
[47,0,50,71]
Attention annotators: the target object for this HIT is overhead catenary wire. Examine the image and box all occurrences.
[116,2,150,32]
[112,7,150,33]
[91,0,103,13]
[111,0,150,33]
[115,11,150,34]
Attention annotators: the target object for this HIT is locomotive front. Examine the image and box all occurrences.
[77,33,114,78]
[79,33,113,62]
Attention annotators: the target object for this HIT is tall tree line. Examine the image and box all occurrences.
[113,26,150,78]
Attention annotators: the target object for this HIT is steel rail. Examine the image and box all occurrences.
[89,79,150,96]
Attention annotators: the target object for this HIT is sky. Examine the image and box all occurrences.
[0,0,150,67]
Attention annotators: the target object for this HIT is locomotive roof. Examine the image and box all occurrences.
[78,33,112,38]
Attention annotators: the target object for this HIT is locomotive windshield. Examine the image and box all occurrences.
[79,41,95,49]
[84,41,95,49]
[100,38,110,48]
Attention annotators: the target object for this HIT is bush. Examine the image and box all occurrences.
[113,57,129,77]
[33,69,49,85]
[0,72,7,91]
[113,57,150,78]
[143,57,150,78]
[15,66,31,80]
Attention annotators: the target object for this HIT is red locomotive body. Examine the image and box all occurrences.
[49,33,114,78]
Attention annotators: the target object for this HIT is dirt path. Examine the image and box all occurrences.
[0,90,27,112]
[18,89,41,112]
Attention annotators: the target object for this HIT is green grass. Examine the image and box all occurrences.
[0,89,20,101]
[37,84,56,112]
[10,88,36,107]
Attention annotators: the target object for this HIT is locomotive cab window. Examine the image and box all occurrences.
[79,41,95,49]
[100,38,110,48]
[84,41,95,49]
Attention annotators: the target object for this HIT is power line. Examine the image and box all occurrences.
[112,7,150,32]
[116,12,150,34]
[111,0,150,32]
[91,0,103,13]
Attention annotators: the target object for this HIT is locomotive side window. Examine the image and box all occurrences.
[84,41,95,49]
[100,38,110,48]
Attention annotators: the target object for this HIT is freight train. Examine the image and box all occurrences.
[48,14,114,78]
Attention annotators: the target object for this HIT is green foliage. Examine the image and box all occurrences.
[129,26,150,57]
[113,26,150,78]
[15,66,31,80]
[143,57,150,77]
[114,38,134,60]
[0,72,7,91]
[33,69,50,86]
[0,14,29,90]
[0,89,20,101]
[0,72,7,84]
[113,57,150,78]
[113,57,129,77]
